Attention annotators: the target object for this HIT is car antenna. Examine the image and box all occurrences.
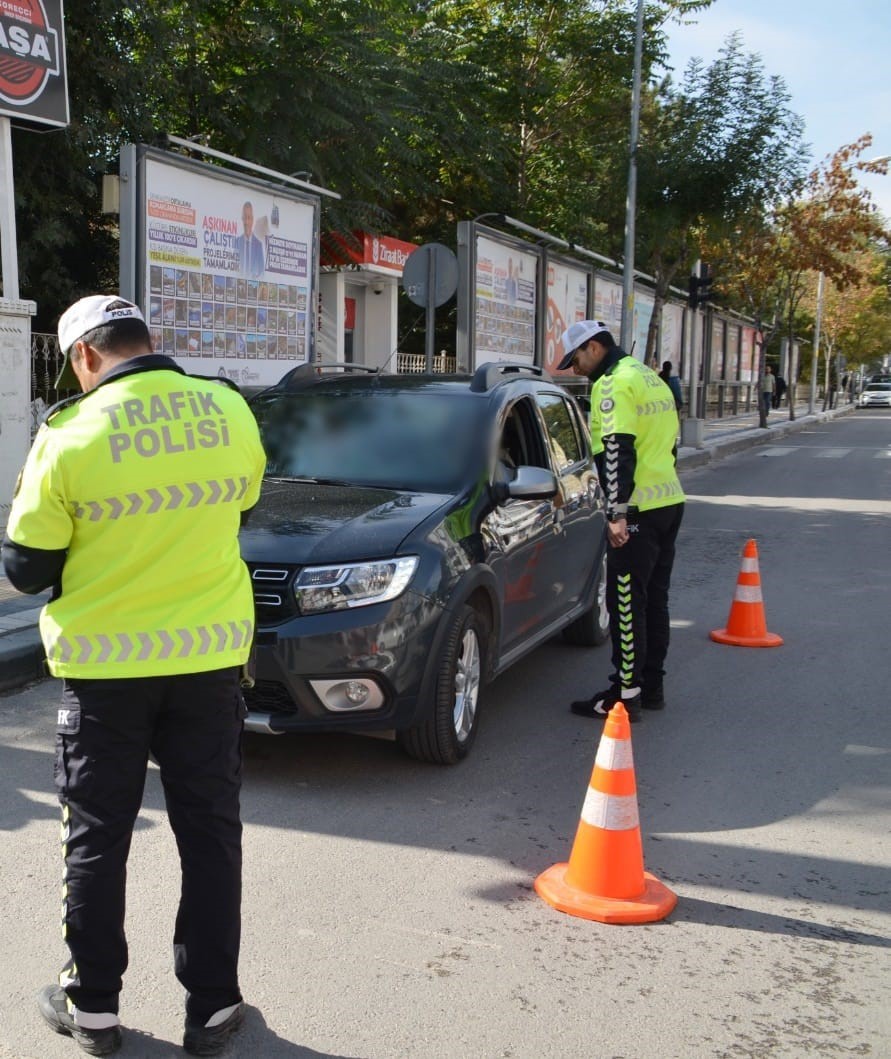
[378,308,428,376]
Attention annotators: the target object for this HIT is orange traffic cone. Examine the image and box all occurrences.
[534,703,677,925]
[710,539,783,647]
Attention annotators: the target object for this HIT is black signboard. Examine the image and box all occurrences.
[0,0,69,127]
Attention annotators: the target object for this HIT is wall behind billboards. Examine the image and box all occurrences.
[544,257,589,375]
[123,147,320,389]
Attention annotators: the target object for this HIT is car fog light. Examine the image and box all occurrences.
[345,680,369,705]
[309,678,384,712]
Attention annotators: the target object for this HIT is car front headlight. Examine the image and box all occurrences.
[294,556,419,614]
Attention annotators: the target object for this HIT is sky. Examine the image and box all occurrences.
[662,0,891,218]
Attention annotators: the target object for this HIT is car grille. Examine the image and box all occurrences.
[247,564,300,626]
[244,679,299,714]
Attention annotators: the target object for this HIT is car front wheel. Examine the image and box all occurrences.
[397,604,485,765]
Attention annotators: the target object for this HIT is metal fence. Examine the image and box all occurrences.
[396,352,456,374]
[31,332,67,431]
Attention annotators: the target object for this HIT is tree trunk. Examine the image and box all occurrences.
[756,330,768,429]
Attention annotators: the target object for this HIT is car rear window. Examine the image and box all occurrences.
[253,389,486,492]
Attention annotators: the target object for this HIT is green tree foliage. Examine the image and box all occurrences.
[634,34,807,359]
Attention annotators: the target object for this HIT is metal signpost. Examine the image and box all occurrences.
[402,243,458,370]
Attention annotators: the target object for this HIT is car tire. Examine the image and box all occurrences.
[562,551,610,646]
[397,604,485,765]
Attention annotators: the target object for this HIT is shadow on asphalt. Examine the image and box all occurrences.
[668,895,891,950]
[89,1005,363,1057]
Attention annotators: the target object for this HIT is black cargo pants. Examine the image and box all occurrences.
[54,667,245,1021]
[606,503,684,692]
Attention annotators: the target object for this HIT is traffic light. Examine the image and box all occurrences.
[686,264,714,309]
[698,264,713,304]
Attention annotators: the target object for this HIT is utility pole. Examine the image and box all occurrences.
[619,0,644,355]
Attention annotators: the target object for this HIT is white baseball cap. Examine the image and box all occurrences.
[56,295,146,388]
[557,320,611,370]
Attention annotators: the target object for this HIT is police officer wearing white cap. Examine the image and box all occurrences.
[2,295,266,1056]
[557,321,685,722]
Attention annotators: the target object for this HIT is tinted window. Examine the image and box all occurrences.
[866,383,891,391]
[536,393,585,472]
[253,390,485,492]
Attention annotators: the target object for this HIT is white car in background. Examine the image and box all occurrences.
[857,382,891,408]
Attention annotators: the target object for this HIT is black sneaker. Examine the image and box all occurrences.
[570,686,641,722]
[183,1002,245,1056]
[37,985,122,1056]
[641,686,666,710]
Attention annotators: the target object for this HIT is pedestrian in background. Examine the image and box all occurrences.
[760,365,775,418]
[558,321,685,722]
[1,296,266,1057]
[659,360,684,412]
[773,373,787,409]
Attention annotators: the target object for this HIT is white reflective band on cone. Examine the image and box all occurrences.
[734,585,763,603]
[594,734,634,772]
[740,558,759,573]
[580,788,640,831]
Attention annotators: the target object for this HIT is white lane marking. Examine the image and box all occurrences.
[686,495,891,515]
[760,448,796,457]
[814,448,852,458]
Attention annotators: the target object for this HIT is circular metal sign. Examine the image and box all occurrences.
[401,243,458,309]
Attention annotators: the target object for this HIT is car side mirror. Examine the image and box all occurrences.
[506,465,558,500]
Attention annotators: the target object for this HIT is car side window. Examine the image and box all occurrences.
[496,397,550,478]
[535,393,585,474]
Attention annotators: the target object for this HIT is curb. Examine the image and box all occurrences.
[0,628,47,693]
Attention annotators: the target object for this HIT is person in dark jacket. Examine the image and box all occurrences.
[659,361,683,412]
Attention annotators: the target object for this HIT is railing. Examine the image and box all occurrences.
[30,332,68,432]
[396,352,456,374]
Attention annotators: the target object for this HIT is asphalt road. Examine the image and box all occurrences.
[1,411,889,1059]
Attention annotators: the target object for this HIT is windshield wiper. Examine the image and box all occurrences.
[264,475,356,487]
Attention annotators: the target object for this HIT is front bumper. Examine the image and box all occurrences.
[243,589,446,734]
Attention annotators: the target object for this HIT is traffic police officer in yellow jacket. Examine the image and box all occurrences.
[558,320,685,723]
[2,296,266,1056]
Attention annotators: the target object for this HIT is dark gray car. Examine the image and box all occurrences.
[240,363,608,764]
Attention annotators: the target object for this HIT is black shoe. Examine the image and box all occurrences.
[37,986,122,1056]
[183,1002,245,1056]
[641,686,666,710]
[570,686,641,722]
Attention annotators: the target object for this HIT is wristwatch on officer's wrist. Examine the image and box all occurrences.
[607,503,628,522]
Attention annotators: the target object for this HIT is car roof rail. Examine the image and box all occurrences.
[470,361,549,393]
[274,362,380,391]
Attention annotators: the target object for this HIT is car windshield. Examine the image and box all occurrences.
[253,388,486,492]
[865,383,891,391]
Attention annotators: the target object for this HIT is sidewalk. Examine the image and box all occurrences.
[0,401,857,694]
[0,573,50,691]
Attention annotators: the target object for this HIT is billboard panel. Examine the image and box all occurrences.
[740,326,757,382]
[543,258,589,375]
[473,234,537,366]
[0,0,69,126]
[593,274,622,337]
[660,302,684,369]
[136,151,318,389]
[711,317,725,378]
[631,290,653,362]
